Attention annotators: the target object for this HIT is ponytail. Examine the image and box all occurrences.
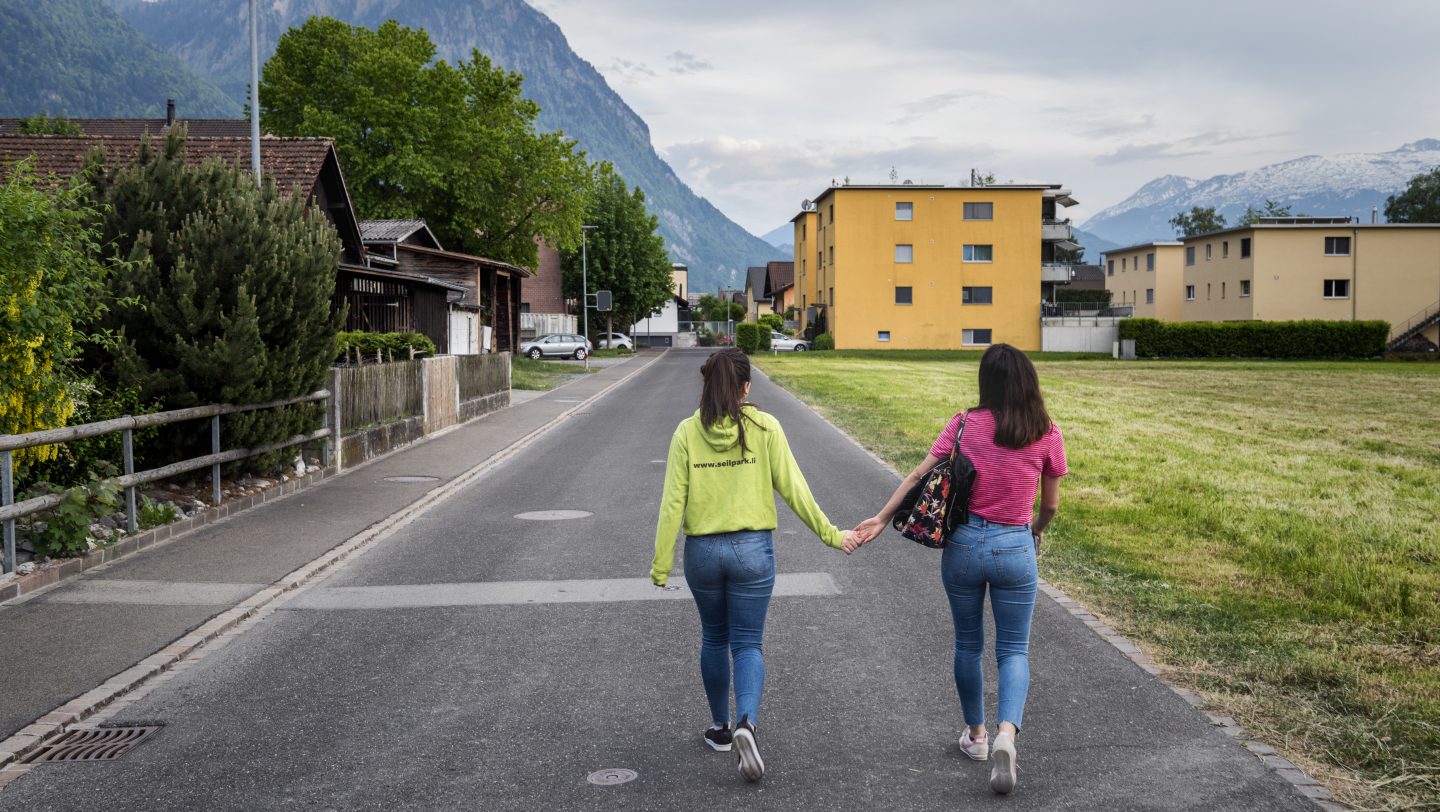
[700,348,759,453]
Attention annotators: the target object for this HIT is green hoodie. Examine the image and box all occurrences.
[650,405,843,585]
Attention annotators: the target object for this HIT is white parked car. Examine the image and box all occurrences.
[596,332,633,350]
[771,331,810,351]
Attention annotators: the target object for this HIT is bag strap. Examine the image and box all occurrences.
[950,410,969,461]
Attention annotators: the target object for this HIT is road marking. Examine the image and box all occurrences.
[41,579,265,606]
[284,573,840,610]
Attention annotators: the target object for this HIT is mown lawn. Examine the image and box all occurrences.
[757,351,1440,811]
[510,356,594,391]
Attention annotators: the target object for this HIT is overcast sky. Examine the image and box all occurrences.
[530,0,1440,239]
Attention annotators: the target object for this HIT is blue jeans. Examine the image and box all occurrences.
[683,530,776,727]
[941,514,1038,730]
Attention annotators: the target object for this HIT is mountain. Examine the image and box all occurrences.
[0,0,239,119]
[105,0,783,291]
[1082,140,1440,247]
[1073,227,1120,262]
[761,224,793,248]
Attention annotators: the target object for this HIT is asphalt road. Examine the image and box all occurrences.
[0,349,1316,811]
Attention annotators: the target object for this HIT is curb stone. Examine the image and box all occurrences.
[0,352,663,787]
[756,366,1347,811]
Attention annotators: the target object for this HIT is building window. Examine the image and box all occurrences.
[829,246,834,264]
[896,202,913,221]
[1147,253,1155,271]
[1324,236,1351,256]
[1186,247,1196,266]
[962,328,992,346]
[1323,279,1350,298]
[1146,289,1154,304]
[520,302,531,314]
[1121,257,1127,271]
[829,287,834,305]
[1207,282,1212,300]
[895,244,913,263]
[1241,237,1252,258]
[895,286,912,304]
[828,204,834,223]
[962,286,993,304]
[1222,240,1229,258]
[1185,285,1196,300]
[963,244,993,263]
[1107,259,1114,276]
[1222,281,1226,299]
[1205,243,1212,261]
[963,202,993,220]
[801,223,806,240]
[1240,279,1251,297]
[877,330,890,342]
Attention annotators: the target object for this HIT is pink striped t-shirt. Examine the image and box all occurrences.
[929,409,1068,526]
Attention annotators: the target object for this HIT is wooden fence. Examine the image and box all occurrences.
[458,353,510,402]
[338,360,424,433]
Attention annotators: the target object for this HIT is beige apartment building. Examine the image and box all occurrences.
[1174,219,1440,348]
[1102,241,1185,320]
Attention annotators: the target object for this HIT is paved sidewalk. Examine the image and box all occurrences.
[0,353,662,744]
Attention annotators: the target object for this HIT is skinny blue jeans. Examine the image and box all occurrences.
[683,530,775,727]
[941,514,1038,731]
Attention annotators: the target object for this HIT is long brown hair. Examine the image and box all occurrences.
[976,344,1052,449]
[700,348,759,453]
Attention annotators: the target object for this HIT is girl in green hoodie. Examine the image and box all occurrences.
[650,348,853,782]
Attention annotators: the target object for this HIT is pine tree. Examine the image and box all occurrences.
[87,129,343,467]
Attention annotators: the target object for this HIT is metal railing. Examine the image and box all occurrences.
[1042,302,1132,318]
[1,389,333,575]
[1389,299,1440,345]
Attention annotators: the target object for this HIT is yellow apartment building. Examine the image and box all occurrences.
[790,184,1079,350]
[1102,242,1185,320]
[1178,219,1440,347]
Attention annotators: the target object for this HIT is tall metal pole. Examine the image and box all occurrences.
[249,0,261,186]
[581,225,597,371]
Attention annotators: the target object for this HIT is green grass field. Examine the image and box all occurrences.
[510,356,594,391]
[756,351,1440,811]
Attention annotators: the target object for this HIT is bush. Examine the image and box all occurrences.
[1118,318,1390,359]
[337,331,437,363]
[757,313,785,333]
[736,323,762,354]
[813,333,835,351]
[1055,287,1113,305]
[22,469,122,559]
[19,382,160,491]
[697,331,716,347]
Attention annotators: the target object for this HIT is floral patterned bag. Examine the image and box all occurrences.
[891,413,976,548]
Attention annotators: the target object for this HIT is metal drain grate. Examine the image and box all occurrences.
[21,726,161,763]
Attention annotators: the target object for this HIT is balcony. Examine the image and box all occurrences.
[1041,218,1073,242]
[1040,262,1075,283]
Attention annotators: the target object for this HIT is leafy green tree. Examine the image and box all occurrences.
[757,313,785,333]
[1169,206,1227,237]
[0,163,110,473]
[16,114,84,135]
[1384,168,1440,223]
[87,130,343,466]
[560,164,673,339]
[1238,199,1302,226]
[695,294,744,323]
[260,17,592,268]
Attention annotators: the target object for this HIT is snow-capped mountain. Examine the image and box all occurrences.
[1083,139,1440,248]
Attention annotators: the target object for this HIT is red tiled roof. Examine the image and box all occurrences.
[766,260,794,292]
[0,118,253,137]
[0,134,333,194]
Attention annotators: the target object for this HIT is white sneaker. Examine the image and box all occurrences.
[990,732,1017,794]
[959,729,989,761]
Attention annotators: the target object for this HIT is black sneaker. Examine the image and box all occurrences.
[733,716,764,782]
[704,725,733,752]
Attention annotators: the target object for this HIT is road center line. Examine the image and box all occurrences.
[283,573,840,610]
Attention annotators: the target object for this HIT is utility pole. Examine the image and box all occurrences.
[249,0,261,186]
[581,225,597,370]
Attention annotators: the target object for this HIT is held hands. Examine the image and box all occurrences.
[841,515,887,554]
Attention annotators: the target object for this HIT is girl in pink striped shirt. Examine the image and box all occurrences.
[849,344,1066,795]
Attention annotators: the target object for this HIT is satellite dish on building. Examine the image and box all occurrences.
[903,179,914,185]
[800,199,815,211]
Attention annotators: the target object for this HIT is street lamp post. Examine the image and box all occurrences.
[581,225,597,370]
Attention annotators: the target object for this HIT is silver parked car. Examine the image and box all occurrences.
[770,331,810,351]
[521,333,592,360]
[596,332,633,350]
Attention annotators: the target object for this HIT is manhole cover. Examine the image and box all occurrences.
[514,510,593,521]
[382,476,440,483]
[587,768,638,786]
[22,726,161,763]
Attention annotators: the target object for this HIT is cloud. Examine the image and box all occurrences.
[667,51,713,74]
[889,90,991,126]
[662,135,999,188]
[603,58,657,82]
[1094,130,1286,165]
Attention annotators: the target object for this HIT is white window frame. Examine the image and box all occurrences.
[963,244,993,263]
[963,202,993,221]
[877,330,891,342]
[895,202,913,221]
[1323,279,1350,299]
[1186,247,1196,266]
[1324,236,1351,256]
[1146,253,1155,271]
[962,328,993,346]
[1240,279,1251,298]
[895,244,913,263]
[1185,285,1196,301]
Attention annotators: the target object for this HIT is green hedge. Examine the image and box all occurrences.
[1118,319,1390,359]
[736,323,770,354]
[337,331,437,362]
[813,333,835,351]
